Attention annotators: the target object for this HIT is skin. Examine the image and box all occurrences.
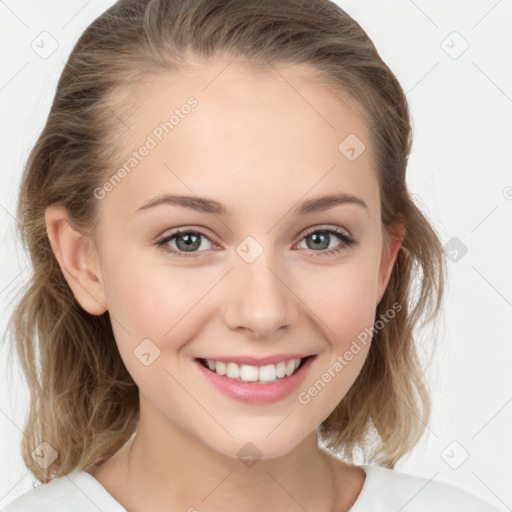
[45,56,404,512]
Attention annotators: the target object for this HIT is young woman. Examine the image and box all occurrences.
[3,0,500,510]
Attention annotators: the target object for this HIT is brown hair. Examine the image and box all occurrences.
[5,0,445,483]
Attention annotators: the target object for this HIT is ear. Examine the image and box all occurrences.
[376,220,405,306]
[45,204,108,315]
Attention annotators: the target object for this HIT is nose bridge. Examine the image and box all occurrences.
[224,235,298,337]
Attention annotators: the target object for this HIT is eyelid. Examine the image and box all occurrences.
[300,224,353,239]
[157,225,215,240]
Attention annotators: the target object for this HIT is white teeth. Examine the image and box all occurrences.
[215,361,226,375]
[203,357,304,383]
[275,361,287,378]
[240,365,259,381]
[226,362,240,379]
[258,364,276,382]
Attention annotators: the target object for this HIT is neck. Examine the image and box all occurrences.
[96,400,339,512]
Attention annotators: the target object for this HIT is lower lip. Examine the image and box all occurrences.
[194,356,315,404]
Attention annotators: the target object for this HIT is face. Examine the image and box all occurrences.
[82,57,400,460]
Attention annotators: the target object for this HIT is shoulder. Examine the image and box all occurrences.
[1,471,126,512]
[2,475,77,512]
[351,464,502,512]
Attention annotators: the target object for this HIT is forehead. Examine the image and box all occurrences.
[103,57,379,221]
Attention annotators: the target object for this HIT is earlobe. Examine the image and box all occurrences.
[376,221,405,306]
[45,204,108,315]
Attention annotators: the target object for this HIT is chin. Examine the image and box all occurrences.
[199,425,311,463]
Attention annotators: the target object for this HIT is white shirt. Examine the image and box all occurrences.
[2,463,502,511]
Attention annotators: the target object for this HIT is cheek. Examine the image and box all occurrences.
[297,255,381,341]
[101,245,197,334]
[102,261,201,391]
[295,263,378,418]
[101,249,220,374]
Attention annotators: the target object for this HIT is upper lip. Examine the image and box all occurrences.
[196,354,314,366]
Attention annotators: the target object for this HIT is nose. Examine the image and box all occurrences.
[222,247,299,339]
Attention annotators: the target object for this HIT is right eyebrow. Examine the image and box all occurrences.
[135,194,229,216]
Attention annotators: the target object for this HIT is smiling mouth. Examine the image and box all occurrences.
[196,356,313,384]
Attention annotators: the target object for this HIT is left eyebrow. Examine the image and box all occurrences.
[293,192,369,215]
[134,192,368,216]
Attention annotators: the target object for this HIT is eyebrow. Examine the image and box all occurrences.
[135,192,368,216]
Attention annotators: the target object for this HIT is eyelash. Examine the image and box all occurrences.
[155,226,357,259]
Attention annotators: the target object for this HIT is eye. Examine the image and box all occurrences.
[155,226,357,258]
[156,229,216,258]
[295,226,357,257]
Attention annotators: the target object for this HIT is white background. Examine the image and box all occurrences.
[0,1,511,510]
